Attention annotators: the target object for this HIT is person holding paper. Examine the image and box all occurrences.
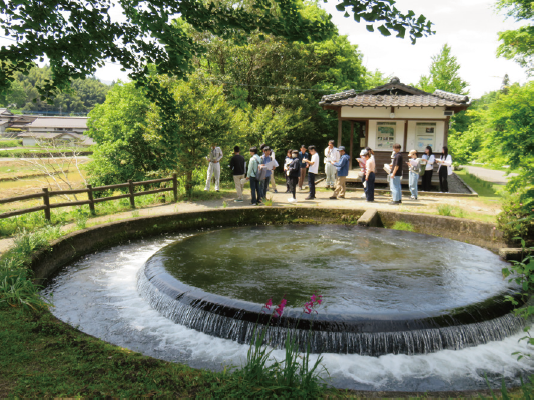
[406,149,420,200]
[357,149,367,198]
[303,145,319,200]
[260,146,276,200]
[284,149,293,193]
[246,147,263,206]
[388,143,403,205]
[204,143,223,192]
[436,146,453,193]
[324,140,339,189]
[421,146,435,192]
[364,150,376,202]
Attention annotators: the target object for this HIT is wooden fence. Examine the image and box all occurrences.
[0,174,178,220]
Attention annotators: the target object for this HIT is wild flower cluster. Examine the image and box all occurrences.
[263,297,288,318]
[303,293,323,315]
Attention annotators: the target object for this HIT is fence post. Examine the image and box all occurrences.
[87,185,95,215]
[42,188,51,221]
[128,179,135,208]
[172,173,178,202]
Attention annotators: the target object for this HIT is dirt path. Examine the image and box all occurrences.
[0,186,500,256]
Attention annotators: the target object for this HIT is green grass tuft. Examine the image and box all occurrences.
[391,221,414,232]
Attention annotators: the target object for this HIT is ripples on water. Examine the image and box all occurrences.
[43,231,534,391]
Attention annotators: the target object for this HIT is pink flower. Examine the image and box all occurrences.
[264,298,273,310]
[274,298,287,318]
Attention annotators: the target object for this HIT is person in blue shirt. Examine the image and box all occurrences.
[298,145,309,191]
[329,146,350,199]
[260,146,275,200]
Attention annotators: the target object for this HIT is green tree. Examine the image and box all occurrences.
[482,82,534,196]
[87,76,244,191]
[416,44,469,95]
[364,69,392,89]
[0,0,433,100]
[496,0,534,76]
[86,82,161,186]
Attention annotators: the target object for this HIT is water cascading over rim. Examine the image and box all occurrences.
[136,225,524,356]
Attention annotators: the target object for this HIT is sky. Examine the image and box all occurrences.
[1,0,530,99]
[320,0,529,98]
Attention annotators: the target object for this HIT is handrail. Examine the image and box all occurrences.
[0,174,178,220]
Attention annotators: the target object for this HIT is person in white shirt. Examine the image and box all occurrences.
[324,140,340,189]
[303,145,320,200]
[436,146,453,193]
[421,146,435,192]
[205,143,223,191]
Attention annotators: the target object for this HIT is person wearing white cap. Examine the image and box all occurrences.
[324,140,339,189]
[406,149,420,200]
[358,149,368,198]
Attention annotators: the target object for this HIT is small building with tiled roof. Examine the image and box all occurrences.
[319,77,471,182]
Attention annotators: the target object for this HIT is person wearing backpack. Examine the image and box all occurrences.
[406,149,420,200]
[246,147,263,206]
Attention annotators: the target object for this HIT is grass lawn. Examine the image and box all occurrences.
[455,169,506,203]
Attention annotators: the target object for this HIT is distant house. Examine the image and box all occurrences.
[0,108,36,136]
[319,77,471,182]
[18,131,95,148]
[25,116,89,134]
[17,116,93,147]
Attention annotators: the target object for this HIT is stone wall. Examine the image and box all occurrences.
[30,207,506,283]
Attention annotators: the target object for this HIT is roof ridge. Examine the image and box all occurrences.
[433,89,469,104]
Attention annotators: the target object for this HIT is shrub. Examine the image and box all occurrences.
[497,193,534,244]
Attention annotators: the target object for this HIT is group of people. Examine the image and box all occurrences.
[204,141,453,206]
[387,144,453,204]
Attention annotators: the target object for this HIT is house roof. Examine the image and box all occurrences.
[28,116,88,129]
[319,77,470,109]
[18,131,95,145]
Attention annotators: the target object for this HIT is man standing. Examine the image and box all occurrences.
[389,143,403,205]
[246,147,262,206]
[205,143,223,192]
[229,146,246,202]
[303,145,319,200]
[329,146,350,200]
[260,146,276,201]
[298,145,309,190]
[324,140,339,189]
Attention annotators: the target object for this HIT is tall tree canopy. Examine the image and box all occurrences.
[0,0,433,99]
[496,0,534,76]
[416,44,469,95]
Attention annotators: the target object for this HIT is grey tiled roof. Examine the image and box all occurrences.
[319,78,470,108]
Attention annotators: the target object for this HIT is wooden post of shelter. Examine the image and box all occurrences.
[172,173,178,203]
[444,117,450,147]
[349,121,354,170]
[128,180,135,208]
[42,188,51,221]
[337,116,342,147]
[86,185,95,214]
[403,120,408,151]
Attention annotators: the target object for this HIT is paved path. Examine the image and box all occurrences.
[0,185,500,256]
[463,166,518,185]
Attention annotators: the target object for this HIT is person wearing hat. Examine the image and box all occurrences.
[406,149,420,200]
[329,146,350,199]
[287,150,301,203]
[358,149,368,199]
